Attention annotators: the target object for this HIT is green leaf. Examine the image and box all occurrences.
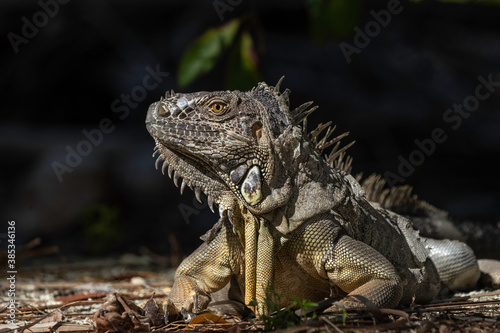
[225,31,261,91]
[308,0,361,44]
[342,305,348,325]
[178,19,240,88]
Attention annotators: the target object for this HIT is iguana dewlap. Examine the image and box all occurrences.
[145,78,496,318]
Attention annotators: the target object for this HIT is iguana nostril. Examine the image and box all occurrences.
[156,103,170,117]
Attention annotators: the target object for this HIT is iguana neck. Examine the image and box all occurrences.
[257,125,396,242]
[228,125,364,238]
[247,125,355,235]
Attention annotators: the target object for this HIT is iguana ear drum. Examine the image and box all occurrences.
[252,122,263,141]
[241,165,262,206]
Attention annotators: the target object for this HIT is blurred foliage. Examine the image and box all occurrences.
[178,0,500,89]
[178,19,242,88]
[307,0,361,44]
[178,18,261,90]
[225,31,260,91]
[177,1,361,90]
[82,204,123,254]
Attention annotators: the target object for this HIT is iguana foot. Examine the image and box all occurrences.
[478,259,500,288]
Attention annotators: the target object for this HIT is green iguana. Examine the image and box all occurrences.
[145,78,499,318]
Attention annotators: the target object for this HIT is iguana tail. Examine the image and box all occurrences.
[361,174,500,260]
[313,123,500,261]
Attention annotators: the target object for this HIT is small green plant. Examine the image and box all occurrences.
[291,295,318,323]
[249,288,318,330]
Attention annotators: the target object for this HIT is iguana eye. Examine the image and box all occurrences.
[209,101,227,114]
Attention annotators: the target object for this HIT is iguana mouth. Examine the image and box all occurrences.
[153,139,266,213]
[152,140,223,214]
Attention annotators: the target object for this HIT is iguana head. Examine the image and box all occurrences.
[145,79,297,217]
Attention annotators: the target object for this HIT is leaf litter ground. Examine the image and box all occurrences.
[1,257,499,332]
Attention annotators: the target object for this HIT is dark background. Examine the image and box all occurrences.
[1,0,499,264]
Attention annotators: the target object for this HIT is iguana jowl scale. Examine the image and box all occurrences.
[145,78,492,318]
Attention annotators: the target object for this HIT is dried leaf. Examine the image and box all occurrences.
[143,294,165,327]
[40,311,64,323]
[55,292,108,302]
[228,325,242,333]
[93,293,150,333]
[15,322,93,333]
[184,313,233,331]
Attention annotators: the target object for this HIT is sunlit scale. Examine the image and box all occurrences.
[177,97,188,109]
[230,164,248,184]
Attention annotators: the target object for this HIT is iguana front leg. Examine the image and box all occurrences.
[168,223,243,317]
[326,235,403,308]
[281,219,403,309]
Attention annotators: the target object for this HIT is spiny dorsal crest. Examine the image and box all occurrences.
[291,101,318,127]
[332,152,354,174]
[361,174,419,210]
[307,120,355,174]
[164,89,176,99]
[252,77,291,109]
[252,77,293,131]
[255,76,318,127]
[256,77,356,174]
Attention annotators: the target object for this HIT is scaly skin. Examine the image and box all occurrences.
[145,79,485,318]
